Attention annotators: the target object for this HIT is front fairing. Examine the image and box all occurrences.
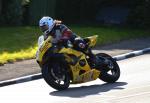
[36,36,52,63]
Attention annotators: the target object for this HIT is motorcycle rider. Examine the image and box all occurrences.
[38,16,100,65]
[39,16,88,52]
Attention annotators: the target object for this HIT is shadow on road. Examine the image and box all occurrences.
[50,82,127,98]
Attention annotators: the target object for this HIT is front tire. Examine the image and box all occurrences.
[96,53,120,83]
[42,63,70,91]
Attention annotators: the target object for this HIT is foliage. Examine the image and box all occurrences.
[56,0,99,23]
[0,0,23,26]
[56,0,150,27]
[0,26,40,64]
[127,0,150,27]
[0,0,150,27]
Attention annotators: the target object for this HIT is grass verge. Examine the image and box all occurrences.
[0,25,150,64]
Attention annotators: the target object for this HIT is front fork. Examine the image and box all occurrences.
[87,50,113,70]
[95,55,114,72]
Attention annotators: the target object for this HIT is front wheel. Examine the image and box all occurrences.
[42,63,70,91]
[96,53,120,83]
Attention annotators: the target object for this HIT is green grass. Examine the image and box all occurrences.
[0,26,150,64]
[0,27,40,64]
[70,25,150,45]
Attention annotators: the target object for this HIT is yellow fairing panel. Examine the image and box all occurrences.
[59,48,92,81]
[37,36,52,62]
[59,47,83,57]
[86,35,98,48]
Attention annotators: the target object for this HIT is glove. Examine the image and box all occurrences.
[59,39,72,48]
[78,42,86,49]
[73,37,87,51]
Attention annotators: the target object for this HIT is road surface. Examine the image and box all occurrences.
[0,54,150,103]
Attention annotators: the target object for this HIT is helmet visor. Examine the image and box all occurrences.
[40,25,49,32]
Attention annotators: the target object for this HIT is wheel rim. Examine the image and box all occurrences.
[104,59,119,77]
[50,68,66,85]
[96,55,117,76]
[47,63,67,86]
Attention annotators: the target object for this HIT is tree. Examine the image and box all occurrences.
[127,0,150,27]
[0,0,23,26]
[0,0,2,15]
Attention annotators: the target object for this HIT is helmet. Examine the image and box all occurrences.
[39,16,55,35]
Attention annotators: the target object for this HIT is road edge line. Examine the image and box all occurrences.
[0,47,150,87]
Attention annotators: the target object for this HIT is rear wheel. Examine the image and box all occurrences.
[96,53,120,83]
[42,63,70,91]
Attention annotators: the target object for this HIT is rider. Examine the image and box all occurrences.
[39,16,97,64]
[39,16,88,51]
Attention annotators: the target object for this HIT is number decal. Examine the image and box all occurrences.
[39,41,50,53]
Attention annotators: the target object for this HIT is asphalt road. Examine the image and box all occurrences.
[0,54,150,103]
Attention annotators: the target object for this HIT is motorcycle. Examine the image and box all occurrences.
[36,35,120,91]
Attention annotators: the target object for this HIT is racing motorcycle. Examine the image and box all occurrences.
[36,35,120,91]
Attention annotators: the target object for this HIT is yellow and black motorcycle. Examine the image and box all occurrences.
[36,35,120,90]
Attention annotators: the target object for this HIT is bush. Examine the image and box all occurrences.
[56,0,150,27]
[0,0,23,26]
[127,0,150,28]
[56,0,99,23]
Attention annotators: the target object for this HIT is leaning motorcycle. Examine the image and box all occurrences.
[36,35,120,91]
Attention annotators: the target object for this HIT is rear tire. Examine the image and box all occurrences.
[42,63,70,91]
[96,53,120,83]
